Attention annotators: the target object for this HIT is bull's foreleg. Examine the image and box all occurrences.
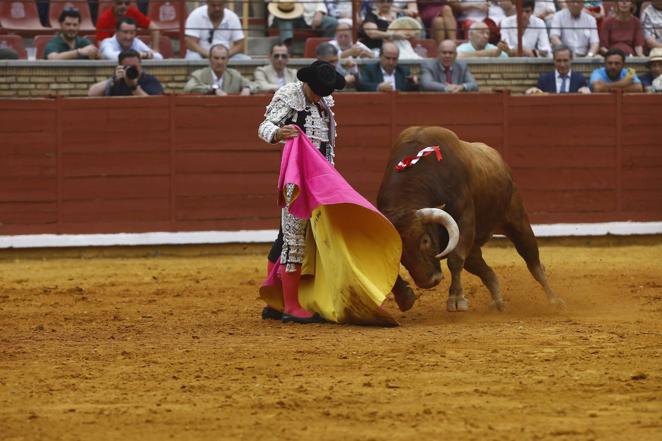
[392,275,417,312]
[464,247,505,311]
[447,254,469,311]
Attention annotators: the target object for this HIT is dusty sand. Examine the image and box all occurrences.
[1,239,661,441]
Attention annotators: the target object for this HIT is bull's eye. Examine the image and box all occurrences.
[420,234,432,254]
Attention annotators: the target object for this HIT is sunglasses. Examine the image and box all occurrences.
[273,53,288,59]
[207,29,215,44]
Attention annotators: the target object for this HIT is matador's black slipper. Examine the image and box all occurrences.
[281,313,327,324]
[261,306,283,320]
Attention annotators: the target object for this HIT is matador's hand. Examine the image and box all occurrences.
[275,125,299,142]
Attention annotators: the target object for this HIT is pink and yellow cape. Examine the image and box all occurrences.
[259,131,402,326]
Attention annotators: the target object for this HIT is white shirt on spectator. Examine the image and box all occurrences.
[501,15,551,56]
[185,6,244,59]
[534,0,556,18]
[302,2,328,27]
[550,9,599,57]
[99,35,163,60]
[211,70,224,89]
[488,3,509,26]
[328,39,371,54]
[460,0,488,22]
[642,5,662,43]
[382,68,396,90]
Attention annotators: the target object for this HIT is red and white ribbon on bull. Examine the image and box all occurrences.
[394,145,442,171]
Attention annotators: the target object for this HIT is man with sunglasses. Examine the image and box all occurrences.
[254,43,298,92]
[44,8,98,60]
[185,0,250,60]
[96,0,160,54]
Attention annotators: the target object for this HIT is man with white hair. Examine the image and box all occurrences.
[421,39,478,92]
[457,21,509,58]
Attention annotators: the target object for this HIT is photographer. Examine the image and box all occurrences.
[88,49,164,97]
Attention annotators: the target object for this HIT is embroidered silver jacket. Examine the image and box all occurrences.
[257,81,337,164]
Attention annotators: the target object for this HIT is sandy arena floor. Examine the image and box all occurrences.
[0,239,661,441]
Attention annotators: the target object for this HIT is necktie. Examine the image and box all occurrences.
[560,75,568,93]
[445,67,452,84]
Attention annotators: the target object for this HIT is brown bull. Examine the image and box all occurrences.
[377,126,563,312]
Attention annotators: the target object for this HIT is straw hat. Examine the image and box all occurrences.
[648,48,662,64]
[268,0,304,20]
[387,16,423,40]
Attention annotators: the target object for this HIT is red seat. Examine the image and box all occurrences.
[303,37,331,58]
[148,0,184,37]
[0,0,50,37]
[139,34,173,58]
[0,34,27,58]
[49,1,95,33]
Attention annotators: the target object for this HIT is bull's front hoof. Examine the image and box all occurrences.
[490,299,506,311]
[447,296,469,312]
[549,296,566,310]
[394,288,417,312]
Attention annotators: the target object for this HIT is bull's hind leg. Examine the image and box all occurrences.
[464,247,505,311]
[503,193,564,308]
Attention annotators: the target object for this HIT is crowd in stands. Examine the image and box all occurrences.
[1,0,661,94]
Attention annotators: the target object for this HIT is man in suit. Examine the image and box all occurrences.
[254,43,298,92]
[421,40,479,92]
[526,44,591,94]
[183,44,255,96]
[356,42,419,92]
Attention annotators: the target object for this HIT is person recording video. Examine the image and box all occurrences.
[88,49,164,97]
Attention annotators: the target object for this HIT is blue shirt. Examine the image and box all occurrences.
[590,67,641,86]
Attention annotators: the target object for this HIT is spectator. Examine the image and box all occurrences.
[421,39,479,92]
[640,48,662,90]
[329,22,375,59]
[356,41,419,91]
[489,0,516,27]
[394,1,420,19]
[186,0,249,60]
[453,0,501,43]
[254,43,298,92]
[534,0,556,27]
[100,17,163,60]
[641,0,662,50]
[316,42,358,88]
[599,0,644,57]
[590,47,643,92]
[550,0,600,57]
[325,0,354,25]
[44,8,98,60]
[0,47,19,60]
[526,44,591,94]
[269,0,338,46]
[360,1,403,53]
[457,21,509,58]
[418,0,458,42]
[96,0,160,52]
[499,0,551,57]
[88,49,164,96]
[584,0,606,28]
[184,44,255,95]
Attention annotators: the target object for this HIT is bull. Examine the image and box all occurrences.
[377,126,564,312]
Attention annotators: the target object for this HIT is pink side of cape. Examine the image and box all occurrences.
[264,131,386,288]
[277,130,380,218]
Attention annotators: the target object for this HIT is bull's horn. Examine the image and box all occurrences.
[416,208,460,259]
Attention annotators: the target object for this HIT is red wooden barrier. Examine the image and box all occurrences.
[1,93,661,236]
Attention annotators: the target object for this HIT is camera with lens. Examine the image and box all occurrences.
[124,65,139,80]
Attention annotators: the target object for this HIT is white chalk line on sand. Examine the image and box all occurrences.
[0,222,661,249]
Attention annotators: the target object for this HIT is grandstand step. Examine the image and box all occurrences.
[247,36,278,57]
